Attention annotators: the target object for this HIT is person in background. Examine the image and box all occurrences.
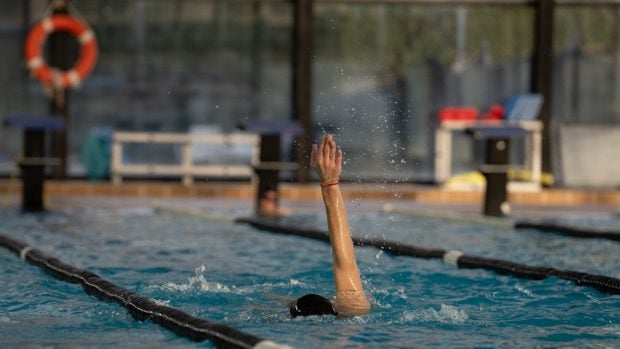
[258,187,290,218]
[289,134,370,318]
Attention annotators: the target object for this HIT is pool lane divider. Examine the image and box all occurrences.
[514,221,620,241]
[0,233,293,349]
[151,204,620,294]
[383,204,620,242]
[153,203,620,242]
[234,217,620,295]
[382,203,515,228]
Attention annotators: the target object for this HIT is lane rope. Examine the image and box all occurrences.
[19,246,32,260]
[384,204,620,242]
[234,217,620,295]
[151,204,620,294]
[0,233,293,349]
[442,250,464,266]
[515,221,620,242]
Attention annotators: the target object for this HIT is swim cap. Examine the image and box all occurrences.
[290,294,337,317]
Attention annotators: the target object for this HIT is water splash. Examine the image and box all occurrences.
[158,265,231,293]
[151,266,306,294]
[515,284,534,297]
[401,304,469,324]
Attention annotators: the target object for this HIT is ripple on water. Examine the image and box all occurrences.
[1,206,619,348]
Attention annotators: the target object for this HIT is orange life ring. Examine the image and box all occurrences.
[24,14,98,89]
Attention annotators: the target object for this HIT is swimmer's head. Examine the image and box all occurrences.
[290,294,337,318]
[263,190,278,201]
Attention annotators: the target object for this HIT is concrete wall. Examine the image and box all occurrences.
[556,123,620,188]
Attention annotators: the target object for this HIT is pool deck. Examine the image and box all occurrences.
[1,179,618,219]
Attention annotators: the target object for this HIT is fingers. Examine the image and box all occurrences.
[321,134,337,162]
[328,136,336,160]
[314,134,341,165]
[322,134,330,161]
[311,135,343,182]
[335,147,343,167]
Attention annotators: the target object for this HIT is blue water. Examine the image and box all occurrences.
[1,204,619,348]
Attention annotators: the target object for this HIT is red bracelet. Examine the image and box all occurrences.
[320,181,339,188]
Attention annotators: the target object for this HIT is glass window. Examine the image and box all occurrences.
[313,4,534,181]
[553,5,620,123]
[1,0,292,175]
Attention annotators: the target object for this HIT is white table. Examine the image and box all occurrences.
[434,120,543,189]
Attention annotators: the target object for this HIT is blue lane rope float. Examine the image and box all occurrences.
[234,217,620,295]
[0,233,292,349]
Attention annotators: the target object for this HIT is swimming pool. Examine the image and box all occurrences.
[1,201,619,348]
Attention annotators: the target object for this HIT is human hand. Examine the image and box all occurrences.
[310,134,342,185]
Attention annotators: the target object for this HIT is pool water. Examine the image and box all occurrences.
[1,203,619,348]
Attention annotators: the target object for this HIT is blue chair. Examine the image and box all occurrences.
[504,93,544,121]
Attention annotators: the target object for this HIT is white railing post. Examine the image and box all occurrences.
[182,136,193,186]
[112,134,122,185]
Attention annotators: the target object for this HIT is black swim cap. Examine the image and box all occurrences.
[290,294,337,317]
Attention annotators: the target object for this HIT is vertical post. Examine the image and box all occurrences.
[531,0,554,175]
[613,7,620,117]
[292,0,313,182]
[530,124,543,185]
[21,0,31,108]
[22,0,31,43]
[182,138,193,186]
[21,130,46,211]
[255,134,281,215]
[250,1,263,120]
[111,136,122,185]
[48,2,71,179]
[482,139,510,217]
[434,126,452,183]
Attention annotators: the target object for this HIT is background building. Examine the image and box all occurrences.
[1,0,619,186]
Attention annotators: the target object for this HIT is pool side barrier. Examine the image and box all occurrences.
[384,203,620,242]
[235,217,620,296]
[0,233,293,349]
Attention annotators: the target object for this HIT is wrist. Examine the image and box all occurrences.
[320,181,339,188]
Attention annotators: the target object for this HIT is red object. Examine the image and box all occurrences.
[482,104,505,121]
[24,14,98,88]
[439,107,479,122]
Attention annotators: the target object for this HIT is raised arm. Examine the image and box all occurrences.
[311,135,370,317]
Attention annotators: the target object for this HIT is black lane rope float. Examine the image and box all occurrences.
[150,205,620,294]
[515,221,620,242]
[234,217,620,295]
[0,234,292,349]
[382,204,620,242]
